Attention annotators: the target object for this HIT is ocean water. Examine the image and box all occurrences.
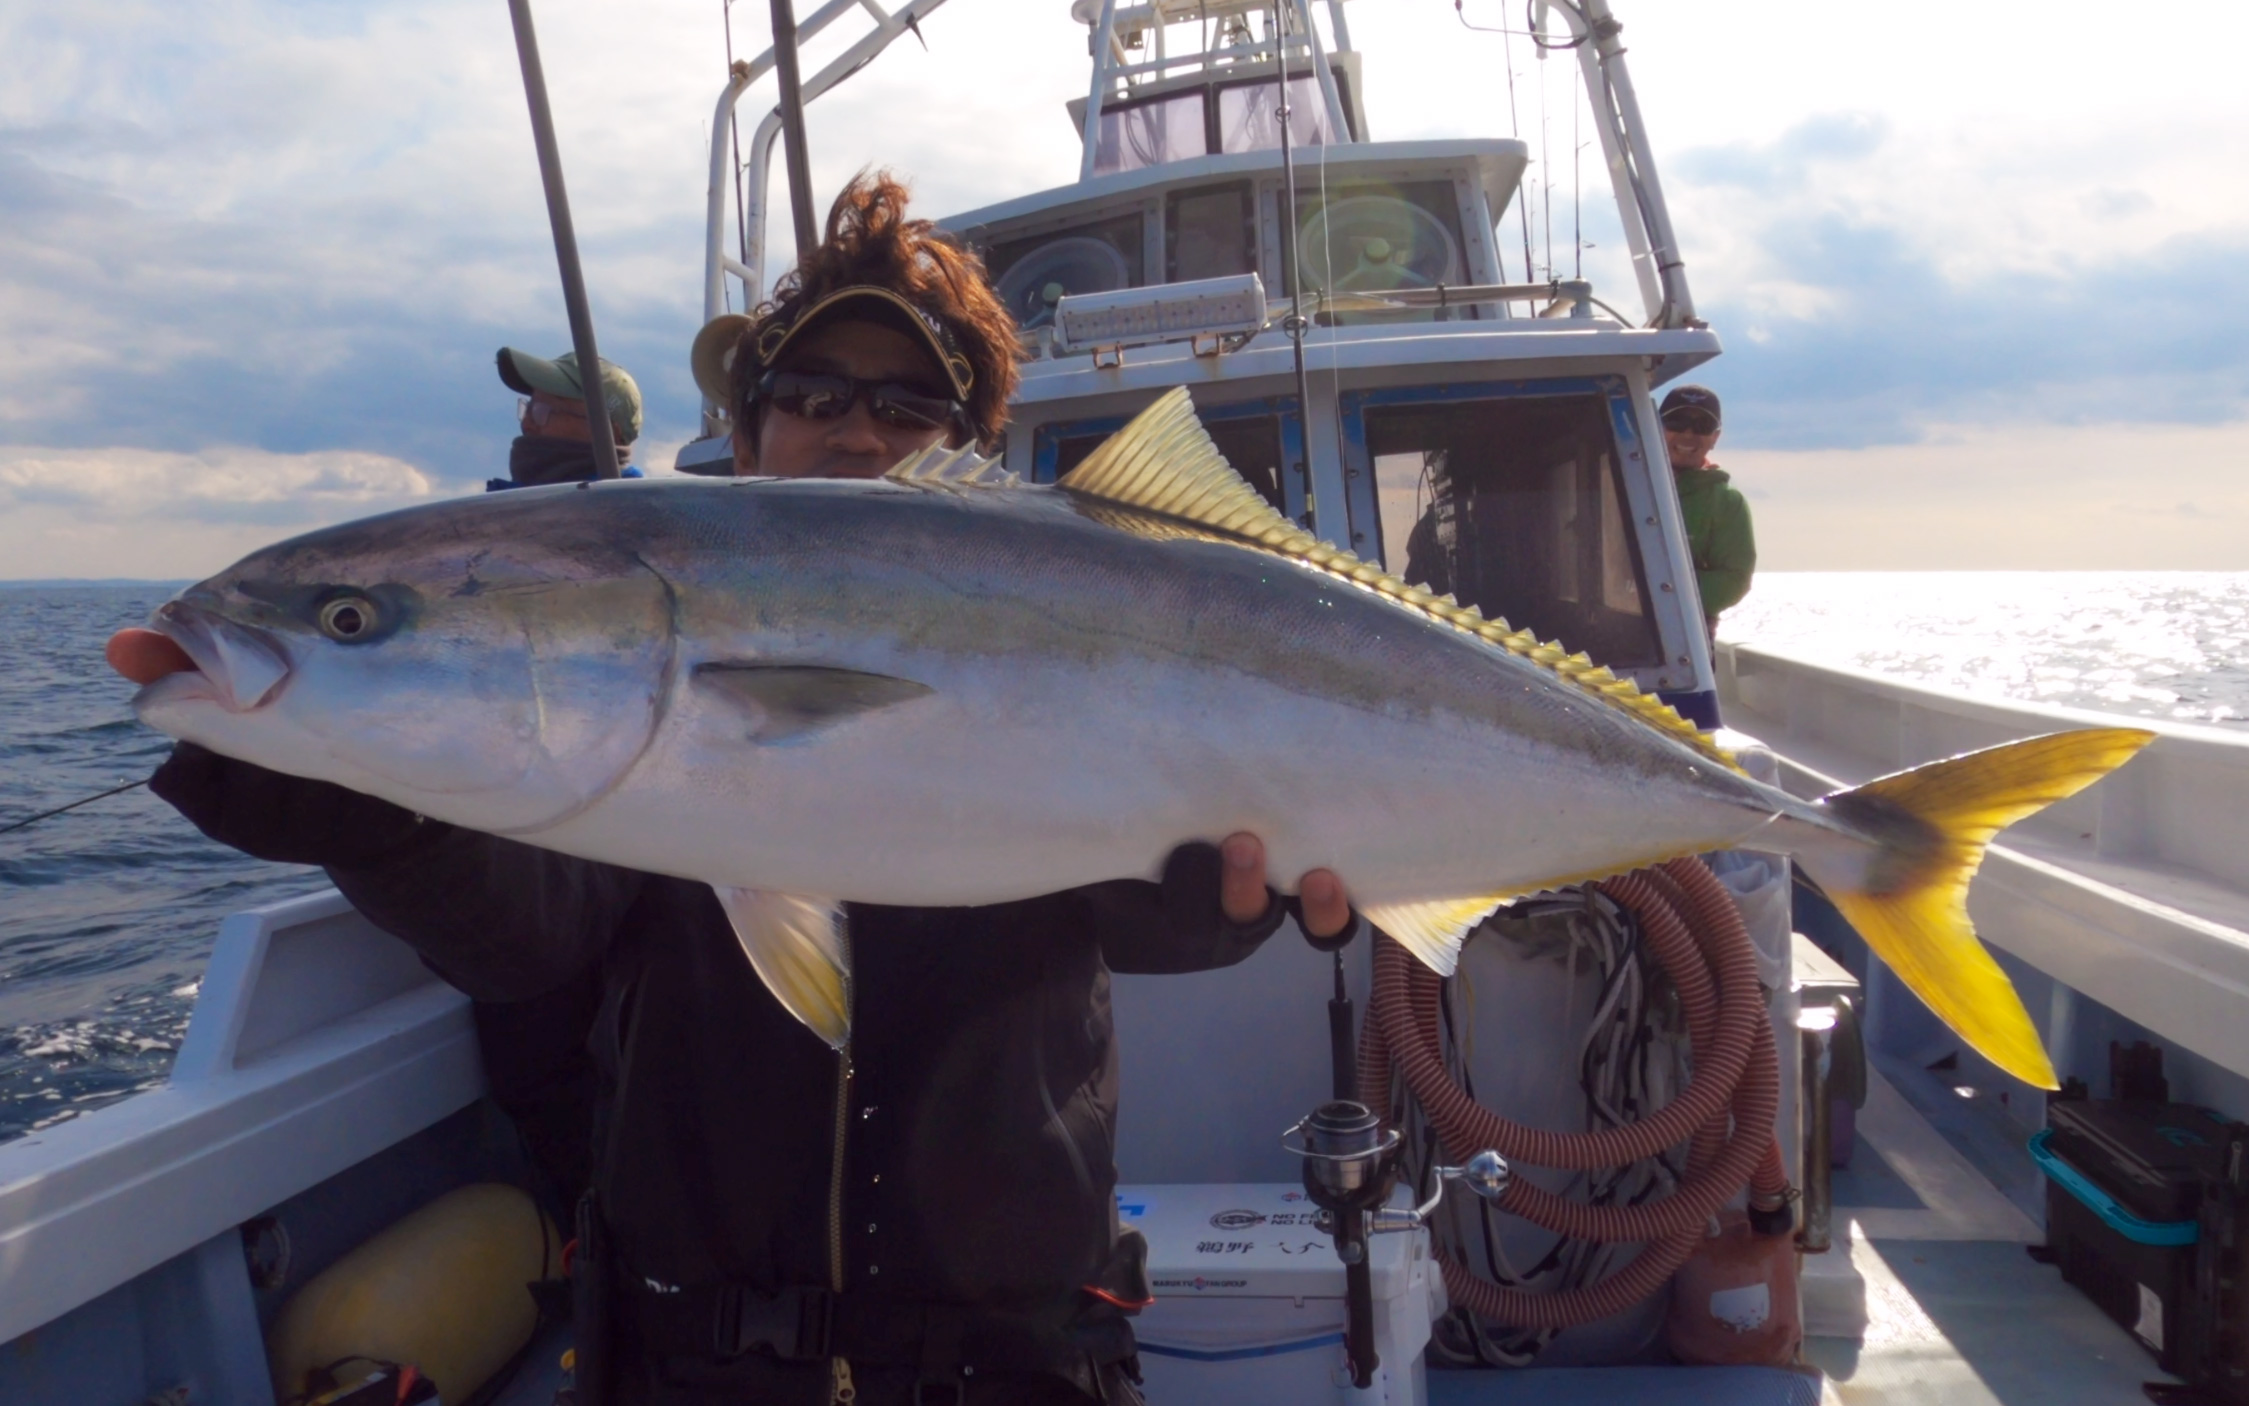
[2,572,2246,1145]
[1721,571,2249,729]
[0,586,328,1143]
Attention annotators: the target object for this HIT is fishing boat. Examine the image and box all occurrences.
[8,2,2246,1403]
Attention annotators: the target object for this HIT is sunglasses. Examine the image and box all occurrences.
[756,369,962,432]
[1663,412,1720,435]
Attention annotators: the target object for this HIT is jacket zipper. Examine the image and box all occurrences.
[828,925,855,1405]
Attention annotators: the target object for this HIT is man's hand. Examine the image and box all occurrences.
[1219,832,1353,941]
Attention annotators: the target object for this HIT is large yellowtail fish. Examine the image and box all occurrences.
[115,391,2150,1083]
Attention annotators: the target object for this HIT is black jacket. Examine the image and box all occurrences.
[151,746,1281,1370]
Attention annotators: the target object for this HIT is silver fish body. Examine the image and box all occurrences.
[144,472,1791,907]
[131,393,2153,1080]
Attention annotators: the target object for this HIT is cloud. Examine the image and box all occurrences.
[0,444,441,580]
[1658,115,2249,450]
[0,444,434,521]
[1723,420,2249,570]
[4,0,2248,574]
[0,0,721,488]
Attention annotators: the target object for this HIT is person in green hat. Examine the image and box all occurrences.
[492,346,646,489]
[1659,384,1756,637]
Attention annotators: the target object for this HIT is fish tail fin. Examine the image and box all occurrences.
[1797,727,2156,1089]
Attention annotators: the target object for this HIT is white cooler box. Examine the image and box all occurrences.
[1119,1183,1442,1405]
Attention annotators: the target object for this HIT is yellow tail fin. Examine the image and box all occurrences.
[1803,728,2156,1089]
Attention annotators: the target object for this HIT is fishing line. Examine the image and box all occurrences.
[1490,1,1535,286]
[1572,48,1583,280]
[1306,2,1350,544]
[1535,6,1551,281]
[0,779,147,837]
[1273,2,1317,525]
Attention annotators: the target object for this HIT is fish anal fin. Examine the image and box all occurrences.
[1800,727,2158,1089]
[693,663,933,743]
[1361,893,1519,978]
[711,886,851,1047]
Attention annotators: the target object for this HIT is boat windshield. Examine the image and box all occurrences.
[1034,399,1299,515]
[1354,387,1663,668]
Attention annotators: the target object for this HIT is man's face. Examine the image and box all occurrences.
[733,319,959,479]
[1662,411,1720,472]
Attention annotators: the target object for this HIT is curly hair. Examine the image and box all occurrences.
[732,171,1018,447]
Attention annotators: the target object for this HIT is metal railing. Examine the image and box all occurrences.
[1075,0,1352,182]
[699,0,953,329]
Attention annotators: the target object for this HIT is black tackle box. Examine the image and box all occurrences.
[2036,1042,2249,1401]
[2038,1094,2228,1375]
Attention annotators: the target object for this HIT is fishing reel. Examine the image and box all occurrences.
[1283,1101,1509,1387]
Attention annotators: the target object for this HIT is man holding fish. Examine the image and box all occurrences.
[108,168,2155,1402]
[114,175,1353,1406]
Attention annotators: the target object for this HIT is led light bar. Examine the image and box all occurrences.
[1053,273,1268,355]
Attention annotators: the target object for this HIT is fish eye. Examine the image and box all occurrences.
[318,595,378,642]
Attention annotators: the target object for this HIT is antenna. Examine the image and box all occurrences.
[505,0,622,479]
[1277,2,1316,524]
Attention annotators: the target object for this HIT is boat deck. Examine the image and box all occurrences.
[463,1062,2169,1406]
[1806,1060,2173,1404]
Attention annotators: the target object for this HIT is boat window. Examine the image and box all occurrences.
[986,212,1147,331]
[1090,92,1208,175]
[1032,401,1297,514]
[1167,183,1257,283]
[1215,76,1337,153]
[1284,180,1472,325]
[1358,391,1662,668]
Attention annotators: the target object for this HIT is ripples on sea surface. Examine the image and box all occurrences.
[1722,571,2249,729]
[0,586,325,1143]
[1,573,2245,1144]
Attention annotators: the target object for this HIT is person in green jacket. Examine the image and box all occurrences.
[1660,384,1756,636]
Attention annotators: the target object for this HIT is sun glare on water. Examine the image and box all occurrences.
[1721,571,2249,728]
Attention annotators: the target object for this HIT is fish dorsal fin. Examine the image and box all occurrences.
[1059,387,1288,541]
[1058,388,1738,771]
[883,442,1018,490]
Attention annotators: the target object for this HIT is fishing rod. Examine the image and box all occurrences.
[506,0,623,480]
[769,0,819,259]
[0,780,147,837]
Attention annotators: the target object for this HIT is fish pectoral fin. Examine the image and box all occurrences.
[711,886,851,1047]
[693,663,933,743]
[1361,893,1518,978]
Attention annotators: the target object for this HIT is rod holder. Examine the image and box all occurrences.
[1798,1004,1836,1254]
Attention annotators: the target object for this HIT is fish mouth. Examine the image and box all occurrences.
[139,598,294,714]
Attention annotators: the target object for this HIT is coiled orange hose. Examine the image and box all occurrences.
[1362,857,1790,1330]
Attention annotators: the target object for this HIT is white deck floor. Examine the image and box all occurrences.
[1809,1066,2173,1405]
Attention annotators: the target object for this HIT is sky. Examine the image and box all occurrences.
[2,0,2244,578]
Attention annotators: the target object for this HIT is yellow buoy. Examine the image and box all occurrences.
[268,1183,560,1404]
